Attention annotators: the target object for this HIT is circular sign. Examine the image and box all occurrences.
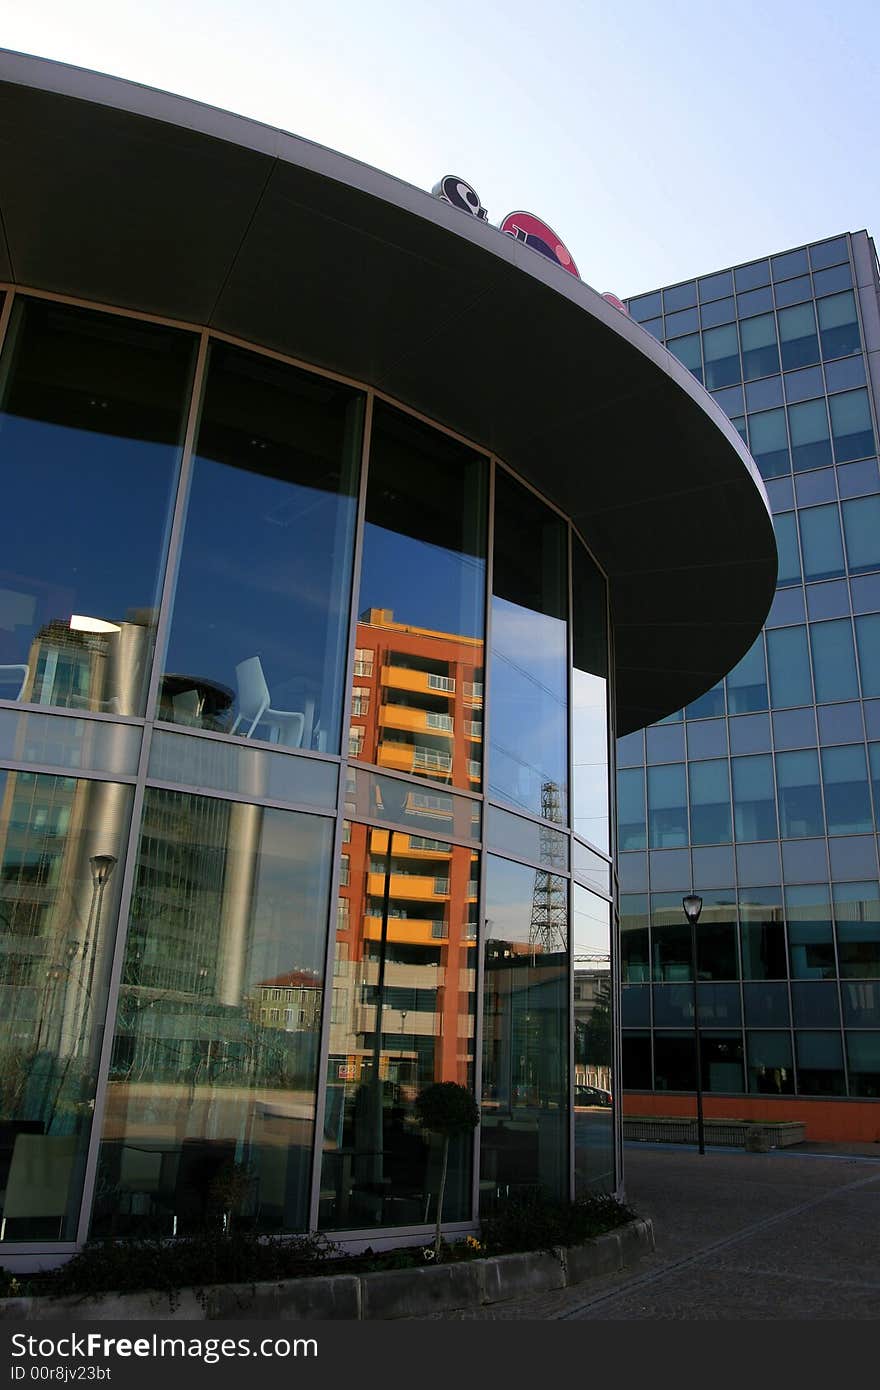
[499,211,579,278]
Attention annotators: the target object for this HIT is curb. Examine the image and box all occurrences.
[0,1218,654,1322]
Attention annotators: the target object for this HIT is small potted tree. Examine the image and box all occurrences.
[415,1082,480,1261]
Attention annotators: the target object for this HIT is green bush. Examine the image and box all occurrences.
[479,1191,635,1257]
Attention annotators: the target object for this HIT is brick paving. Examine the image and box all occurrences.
[421,1141,880,1320]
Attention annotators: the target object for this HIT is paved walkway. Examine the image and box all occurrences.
[426,1141,880,1319]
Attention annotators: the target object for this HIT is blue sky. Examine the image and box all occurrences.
[5,0,879,295]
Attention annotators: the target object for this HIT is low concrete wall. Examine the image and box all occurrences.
[0,1219,654,1322]
[624,1118,805,1148]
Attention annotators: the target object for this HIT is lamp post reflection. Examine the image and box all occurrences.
[682,892,705,1156]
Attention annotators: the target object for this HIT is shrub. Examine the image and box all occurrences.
[480,1190,635,1257]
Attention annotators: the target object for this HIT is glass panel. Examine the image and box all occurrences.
[688,759,731,845]
[767,627,813,707]
[700,297,735,329]
[622,1032,651,1088]
[821,744,872,833]
[739,886,786,979]
[0,299,195,718]
[686,682,725,719]
[489,470,567,822]
[795,1030,845,1095]
[572,887,613,1194]
[765,476,794,512]
[769,590,806,631]
[737,843,782,887]
[748,409,789,479]
[355,403,487,787]
[317,821,476,1230]
[845,1032,880,1098]
[807,580,848,621]
[735,260,770,292]
[810,619,858,702]
[773,512,801,586]
[784,365,825,403]
[664,307,699,336]
[646,723,685,762]
[712,384,745,416]
[0,770,132,1241]
[817,292,860,359]
[740,314,779,381]
[744,982,790,1027]
[745,376,783,412]
[834,882,880,978]
[777,302,820,370]
[663,282,697,312]
[786,884,834,978]
[93,790,331,1237]
[838,459,880,500]
[842,984,880,1026]
[0,708,140,777]
[771,248,809,280]
[799,507,845,581]
[856,615,880,695]
[817,701,863,744]
[621,985,649,1026]
[788,399,832,472]
[737,287,773,318]
[747,1032,794,1094]
[628,292,661,322]
[651,895,691,984]
[776,749,824,837]
[726,636,768,713]
[653,1034,695,1091]
[702,324,740,390]
[842,497,880,574]
[163,343,362,754]
[698,270,733,302]
[696,891,738,979]
[621,894,649,983]
[825,356,866,393]
[773,275,811,308]
[686,719,727,760]
[571,543,608,851]
[651,984,692,1026]
[617,730,644,766]
[773,706,816,750]
[617,767,646,851]
[791,982,840,1029]
[487,804,568,870]
[572,838,611,895]
[729,713,770,755]
[810,237,848,270]
[667,333,702,382]
[732,754,777,840]
[640,318,663,340]
[830,390,875,463]
[148,728,337,811]
[647,763,688,849]
[813,264,852,296]
[481,854,568,1204]
[344,766,481,844]
[700,1033,743,1091]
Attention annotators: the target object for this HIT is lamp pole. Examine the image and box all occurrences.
[682,893,705,1156]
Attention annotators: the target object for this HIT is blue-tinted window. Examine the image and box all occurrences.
[747,1031,794,1093]
[774,275,812,309]
[649,848,690,890]
[765,476,794,512]
[773,706,817,749]
[746,376,783,412]
[701,297,735,328]
[618,767,646,850]
[817,702,863,744]
[772,248,809,280]
[646,722,685,763]
[726,636,768,713]
[621,985,650,1024]
[837,458,880,499]
[732,754,777,840]
[731,416,747,442]
[657,707,684,724]
[748,409,789,479]
[667,332,702,381]
[767,626,813,707]
[799,506,845,581]
[846,1031,880,1096]
[768,587,806,626]
[795,1031,845,1095]
[699,270,734,301]
[810,237,848,270]
[855,615,880,695]
[773,512,801,586]
[778,302,820,370]
[692,844,735,886]
[735,260,770,292]
[685,681,725,719]
[810,618,859,702]
[737,842,782,886]
[744,984,791,1028]
[628,291,662,321]
[869,744,880,817]
[703,323,741,390]
[788,398,832,472]
[664,281,697,313]
[729,713,771,754]
[619,851,648,892]
[829,835,877,880]
[740,314,779,380]
[689,758,731,845]
[834,881,880,980]
[618,730,644,766]
[818,292,860,359]
[740,885,785,978]
[807,580,849,621]
[791,982,840,1028]
[647,764,688,849]
[825,356,865,394]
[813,263,852,296]
[796,469,836,508]
[737,286,773,318]
[665,306,699,336]
[641,318,663,340]
[851,573,880,613]
[687,719,727,760]
[822,743,873,834]
[867,703,880,738]
[786,884,835,979]
[776,749,824,836]
[711,384,744,416]
[784,366,824,403]
[830,389,875,463]
[841,496,880,574]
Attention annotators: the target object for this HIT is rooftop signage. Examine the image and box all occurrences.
[432,174,628,312]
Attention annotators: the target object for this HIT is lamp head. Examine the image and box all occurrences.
[90,853,118,887]
[682,892,703,925]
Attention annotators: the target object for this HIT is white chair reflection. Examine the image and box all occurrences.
[231,657,305,746]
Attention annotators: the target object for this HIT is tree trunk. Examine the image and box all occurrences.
[434,1133,449,1260]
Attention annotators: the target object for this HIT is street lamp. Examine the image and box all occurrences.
[682,893,705,1156]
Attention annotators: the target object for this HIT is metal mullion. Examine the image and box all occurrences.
[0,287,15,359]
[565,519,576,1200]
[607,583,625,1197]
[142,332,210,725]
[75,724,155,1245]
[306,390,373,1232]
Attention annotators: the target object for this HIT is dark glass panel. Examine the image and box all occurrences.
[726,636,768,713]
[773,275,811,308]
[740,314,779,380]
[666,333,702,382]
[809,237,848,270]
[700,1034,744,1091]
[772,706,816,750]
[618,767,646,851]
[621,894,649,983]
[621,986,650,1026]
[778,303,820,370]
[698,270,734,302]
[688,759,731,846]
[834,882,880,979]
[845,1032,880,1097]
[696,891,738,980]
[764,476,794,512]
[737,287,773,318]
[807,580,849,621]
[744,982,791,1027]
[739,886,786,979]
[838,459,880,500]
[818,293,861,360]
[653,1034,695,1091]
[663,282,697,312]
[646,723,685,763]
[621,1032,651,1089]
[856,615,880,695]
[842,496,880,574]
[799,506,845,581]
[686,719,727,760]
[796,469,836,507]
[842,984,880,1027]
[481,855,568,1205]
[0,299,195,717]
[712,384,745,415]
[771,248,809,280]
[745,376,783,412]
[617,731,644,767]
[817,701,863,744]
[664,306,699,336]
[325,820,475,1232]
[791,982,840,1028]
[830,389,875,463]
[813,264,852,296]
[729,713,770,755]
[747,1032,794,1094]
[776,750,824,838]
[628,291,661,322]
[686,682,725,719]
[0,771,132,1241]
[490,470,567,821]
[572,887,613,1194]
[785,885,835,979]
[773,512,801,587]
[825,356,865,393]
[784,365,824,402]
[821,744,872,833]
[795,1031,845,1095]
[734,260,770,292]
[571,543,608,850]
[700,297,735,328]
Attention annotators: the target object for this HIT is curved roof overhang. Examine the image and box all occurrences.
[0,49,777,735]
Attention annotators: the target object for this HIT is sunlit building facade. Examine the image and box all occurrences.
[0,50,774,1262]
[620,232,880,1140]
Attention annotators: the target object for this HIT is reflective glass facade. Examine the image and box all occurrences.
[0,292,616,1251]
[624,232,880,1122]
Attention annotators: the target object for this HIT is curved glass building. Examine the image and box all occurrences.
[0,50,775,1261]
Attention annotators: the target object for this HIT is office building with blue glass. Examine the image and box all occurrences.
[620,231,880,1140]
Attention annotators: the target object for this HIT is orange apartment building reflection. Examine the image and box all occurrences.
[328,607,482,1104]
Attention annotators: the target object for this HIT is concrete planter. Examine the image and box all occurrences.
[624,1117,805,1148]
[0,1218,653,1322]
